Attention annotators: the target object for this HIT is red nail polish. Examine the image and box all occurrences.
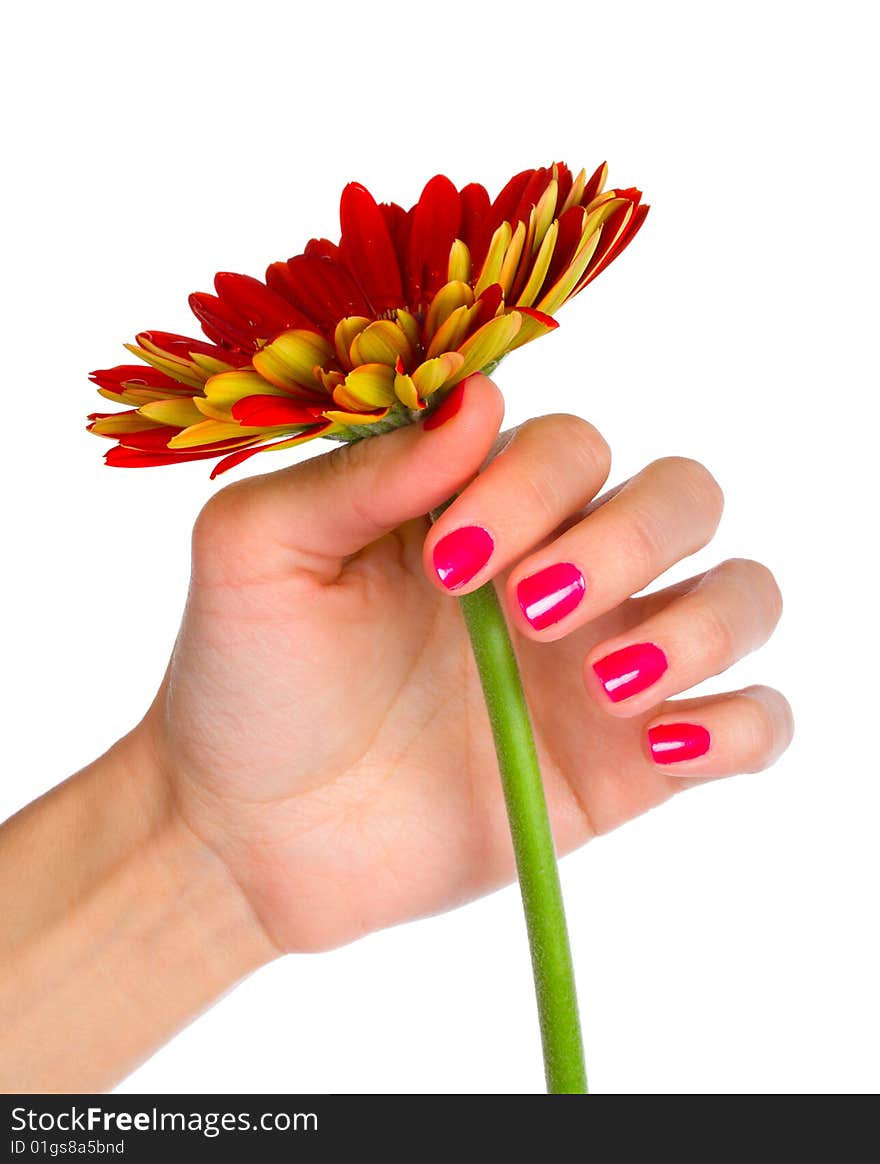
[424,381,466,430]
[648,722,711,764]
[517,563,586,630]
[592,642,668,703]
[433,526,494,589]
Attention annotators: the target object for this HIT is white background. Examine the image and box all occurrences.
[2,1,877,1094]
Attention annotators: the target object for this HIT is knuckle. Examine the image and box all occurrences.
[524,413,611,481]
[518,464,564,521]
[720,558,784,627]
[620,501,668,569]
[657,456,725,524]
[692,595,736,661]
[192,483,246,548]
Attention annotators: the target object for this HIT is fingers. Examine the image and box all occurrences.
[508,456,723,638]
[424,414,611,592]
[191,373,504,583]
[643,685,794,778]
[585,558,784,716]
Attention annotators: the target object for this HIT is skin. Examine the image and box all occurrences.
[0,373,793,1091]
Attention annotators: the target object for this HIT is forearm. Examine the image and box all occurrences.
[0,724,278,1093]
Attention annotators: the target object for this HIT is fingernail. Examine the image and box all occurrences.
[592,642,668,703]
[433,526,494,590]
[424,380,467,430]
[648,722,711,764]
[517,563,586,630]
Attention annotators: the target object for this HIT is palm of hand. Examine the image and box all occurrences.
[154,517,670,953]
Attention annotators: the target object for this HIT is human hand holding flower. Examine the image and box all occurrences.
[146,372,791,955]
[0,162,791,1094]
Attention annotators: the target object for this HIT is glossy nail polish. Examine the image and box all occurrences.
[423,380,466,430]
[592,642,668,703]
[517,563,586,630]
[433,526,494,590]
[648,722,711,764]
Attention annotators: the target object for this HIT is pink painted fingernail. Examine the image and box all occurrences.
[423,381,466,430]
[517,563,586,630]
[592,642,668,703]
[433,526,494,590]
[648,722,711,764]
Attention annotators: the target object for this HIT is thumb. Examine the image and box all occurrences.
[192,373,504,583]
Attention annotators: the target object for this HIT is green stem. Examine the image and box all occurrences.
[432,501,587,1092]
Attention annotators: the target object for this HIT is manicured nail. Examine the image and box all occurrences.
[648,722,711,764]
[592,642,668,703]
[433,526,494,590]
[424,380,467,430]
[517,563,586,630]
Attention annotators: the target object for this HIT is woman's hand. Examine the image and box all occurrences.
[147,372,792,954]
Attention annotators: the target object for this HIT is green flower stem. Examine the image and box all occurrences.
[433,507,587,1093]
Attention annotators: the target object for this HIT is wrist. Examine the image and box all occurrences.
[0,720,279,1091]
[106,716,283,977]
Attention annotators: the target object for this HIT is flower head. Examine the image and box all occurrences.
[89,163,646,477]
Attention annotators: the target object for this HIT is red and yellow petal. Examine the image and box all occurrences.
[252,329,335,391]
[92,162,647,477]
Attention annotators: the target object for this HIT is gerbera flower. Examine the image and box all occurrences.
[88,162,647,478]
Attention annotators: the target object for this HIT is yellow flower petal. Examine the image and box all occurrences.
[516,220,559,308]
[139,398,206,427]
[474,222,512,297]
[411,352,465,397]
[334,363,396,410]
[321,407,389,425]
[449,312,522,383]
[89,413,165,436]
[448,239,471,283]
[425,303,475,360]
[395,309,421,353]
[168,419,271,450]
[189,352,243,377]
[425,281,474,343]
[530,178,559,253]
[499,220,527,298]
[349,320,414,368]
[252,329,333,390]
[535,230,602,315]
[334,316,372,369]
[204,370,291,408]
[124,344,206,390]
[561,167,589,214]
[394,370,420,410]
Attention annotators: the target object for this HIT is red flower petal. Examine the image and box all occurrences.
[379,200,411,264]
[304,237,340,262]
[214,272,316,337]
[519,307,559,330]
[89,364,186,392]
[459,182,492,267]
[187,292,263,351]
[209,424,332,479]
[578,195,648,290]
[406,174,462,307]
[105,443,249,468]
[111,425,183,451]
[554,162,573,211]
[266,254,371,333]
[508,166,556,229]
[338,182,404,314]
[539,205,587,295]
[581,161,608,206]
[470,282,504,330]
[136,332,252,367]
[488,169,537,235]
[230,395,321,427]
